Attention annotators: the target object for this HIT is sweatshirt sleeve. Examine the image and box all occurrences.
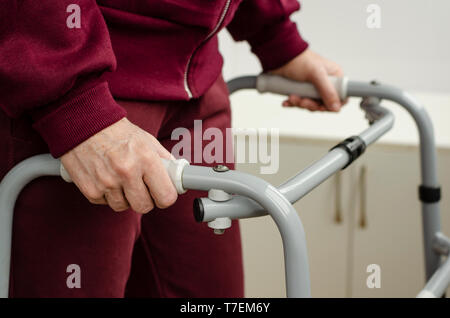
[227,0,309,71]
[0,1,126,158]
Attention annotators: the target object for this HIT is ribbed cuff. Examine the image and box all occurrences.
[249,19,309,71]
[33,82,127,158]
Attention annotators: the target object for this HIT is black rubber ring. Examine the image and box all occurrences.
[193,198,205,223]
[330,136,367,169]
[419,185,441,203]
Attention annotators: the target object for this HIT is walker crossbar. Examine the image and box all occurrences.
[0,74,448,298]
[193,100,394,222]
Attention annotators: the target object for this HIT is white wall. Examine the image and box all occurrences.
[219,0,450,94]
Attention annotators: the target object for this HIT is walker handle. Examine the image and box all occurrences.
[256,74,348,101]
[59,158,190,194]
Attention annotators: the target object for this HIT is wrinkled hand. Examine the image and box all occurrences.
[270,49,345,112]
[61,118,178,214]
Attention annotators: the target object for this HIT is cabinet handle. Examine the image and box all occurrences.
[334,171,343,224]
[359,165,368,229]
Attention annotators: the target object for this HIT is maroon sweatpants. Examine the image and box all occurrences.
[0,75,244,297]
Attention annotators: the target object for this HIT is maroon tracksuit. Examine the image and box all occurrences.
[0,1,308,297]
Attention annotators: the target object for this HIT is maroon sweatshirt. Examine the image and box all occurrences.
[0,1,308,158]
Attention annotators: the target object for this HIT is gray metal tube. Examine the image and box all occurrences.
[197,148,348,222]
[277,148,349,204]
[225,76,441,281]
[256,74,348,101]
[433,232,450,256]
[347,82,439,186]
[182,165,311,298]
[227,74,348,101]
[198,107,394,222]
[0,155,311,298]
[280,106,393,201]
[226,75,441,281]
[347,81,441,279]
[227,76,257,95]
[0,154,60,298]
[417,256,450,298]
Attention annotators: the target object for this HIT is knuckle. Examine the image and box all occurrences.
[108,195,123,206]
[156,189,178,209]
[114,159,135,178]
[333,63,343,74]
[98,175,119,190]
[141,150,158,168]
[81,185,103,202]
[310,67,327,81]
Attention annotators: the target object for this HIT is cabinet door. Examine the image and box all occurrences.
[236,137,350,297]
[349,145,450,297]
[440,150,450,297]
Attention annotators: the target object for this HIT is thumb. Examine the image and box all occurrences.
[310,70,341,111]
[155,144,176,160]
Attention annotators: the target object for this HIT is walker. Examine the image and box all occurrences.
[1,74,449,298]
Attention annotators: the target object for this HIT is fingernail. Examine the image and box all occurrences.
[331,103,340,111]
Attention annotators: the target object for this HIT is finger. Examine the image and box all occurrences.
[282,99,292,107]
[155,145,174,160]
[81,186,108,205]
[342,97,350,107]
[87,193,108,205]
[325,63,346,108]
[326,62,344,78]
[67,164,108,205]
[147,134,175,160]
[142,152,178,209]
[298,98,320,110]
[61,154,99,197]
[122,176,155,214]
[286,95,321,111]
[310,69,342,112]
[104,188,130,212]
[287,94,303,105]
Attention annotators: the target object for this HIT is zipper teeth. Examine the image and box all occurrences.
[205,0,231,41]
[183,0,231,99]
[184,57,194,98]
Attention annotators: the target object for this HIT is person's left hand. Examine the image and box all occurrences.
[270,49,346,112]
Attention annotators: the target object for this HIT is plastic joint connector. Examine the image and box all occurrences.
[330,136,367,169]
[419,185,441,203]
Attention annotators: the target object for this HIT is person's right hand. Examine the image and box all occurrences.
[60,118,178,214]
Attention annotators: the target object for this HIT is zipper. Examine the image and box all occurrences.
[183,0,231,98]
